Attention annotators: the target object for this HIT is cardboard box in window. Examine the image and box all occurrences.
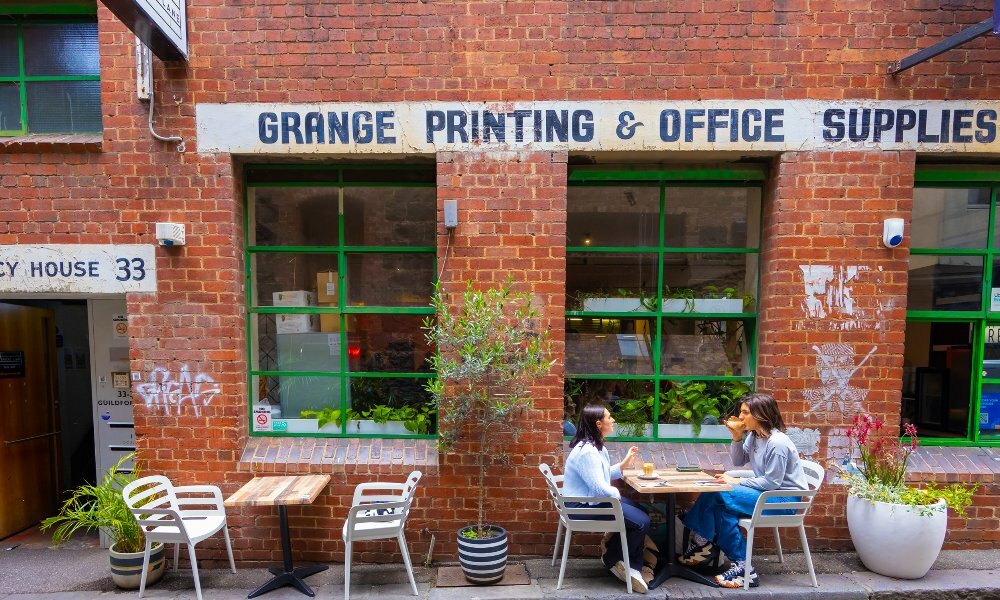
[319,303,340,332]
[273,290,316,307]
[275,313,319,334]
[316,271,338,304]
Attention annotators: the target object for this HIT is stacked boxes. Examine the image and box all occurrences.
[272,290,319,333]
[317,271,339,332]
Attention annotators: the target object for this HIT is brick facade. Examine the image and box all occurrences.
[2,0,1000,566]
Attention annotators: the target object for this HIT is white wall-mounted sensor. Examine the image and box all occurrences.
[443,199,458,229]
[155,222,186,246]
[882,218,904,248]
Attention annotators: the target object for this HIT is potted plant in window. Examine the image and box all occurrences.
[40,453,165,589]
[424,278,553,585]
[843,414,978,579]
[658,378,752,438]
[661,285,753,313]
[576,288,654,313]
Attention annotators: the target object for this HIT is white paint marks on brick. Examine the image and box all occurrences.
[802,343,875,416]
[134,365,221,417]
[799,265,888,330]
[785,427,821,456]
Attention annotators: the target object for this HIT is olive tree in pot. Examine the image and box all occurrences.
[41,453,165,589]
[424,278,553,585]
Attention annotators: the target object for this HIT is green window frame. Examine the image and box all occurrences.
[0,5,101,136]
[907,168,1000,447]
[565,167,764,442]
[244,164,437,439]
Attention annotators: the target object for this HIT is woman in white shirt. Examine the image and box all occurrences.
[563,404,650,593]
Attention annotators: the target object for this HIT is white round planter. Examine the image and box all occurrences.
[846,494,947,579]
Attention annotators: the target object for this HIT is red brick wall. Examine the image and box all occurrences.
[3,0,1000,565]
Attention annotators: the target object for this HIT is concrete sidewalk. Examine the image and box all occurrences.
[2,541,1000,600]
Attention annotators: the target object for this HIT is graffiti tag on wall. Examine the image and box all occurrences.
[134,365,221,417]
[802,343,876,416]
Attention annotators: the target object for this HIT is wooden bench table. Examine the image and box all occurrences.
[225,474,331,598]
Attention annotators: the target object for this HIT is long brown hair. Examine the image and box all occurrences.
[742,393,785,435]
[570,404,609,451]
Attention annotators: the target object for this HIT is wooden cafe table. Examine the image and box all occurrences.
[225,474,331,598]
[623,468,732,590]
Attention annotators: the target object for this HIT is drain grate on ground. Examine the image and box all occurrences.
[435,563,530,587]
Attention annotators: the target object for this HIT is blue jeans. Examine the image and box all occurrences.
[565,497,650,572]
[681,484,798,562]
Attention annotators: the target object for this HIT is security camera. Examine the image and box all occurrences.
[882,218,904,249]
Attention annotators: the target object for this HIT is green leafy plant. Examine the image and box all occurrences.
[845,414,977,515]
[663,286,696,312]
[300,407,360,429]
[661,381,717,435]
[40,453,144,553]
[613,394,654,437]
[424,278,553,539]
[701,285,754,310]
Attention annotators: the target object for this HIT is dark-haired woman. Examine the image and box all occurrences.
[563,404,650,593]
[678,393,808,589]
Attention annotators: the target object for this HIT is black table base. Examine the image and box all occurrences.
[646,493,720,590]
[248,505,329,598]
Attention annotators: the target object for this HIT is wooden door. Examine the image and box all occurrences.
[0,303,59,539]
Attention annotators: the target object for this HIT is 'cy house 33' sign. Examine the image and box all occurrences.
[197,100,1000,154]
[0,245,157,295]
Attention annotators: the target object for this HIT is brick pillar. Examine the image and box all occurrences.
[756,150,914,548]
[435,150,566,555]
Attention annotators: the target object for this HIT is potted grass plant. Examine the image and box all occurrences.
[41,453,165,589]
[844,414,978,579]
[424,278,553,585]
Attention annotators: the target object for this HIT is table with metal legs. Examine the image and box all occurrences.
[623,470,732,590]
[225,474,331,598]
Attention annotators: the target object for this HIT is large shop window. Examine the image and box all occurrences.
[0,11,102,136]
[564,169,763,441]
[245,165,437,438]
[906,170,1000,445]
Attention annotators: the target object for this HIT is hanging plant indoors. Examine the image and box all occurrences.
[424,278,553,585]
[843,414,978,579]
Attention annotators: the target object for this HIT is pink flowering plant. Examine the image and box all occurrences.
[845,414,977,516]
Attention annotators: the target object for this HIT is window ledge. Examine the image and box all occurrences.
[238,436,439,475]
[603,441,1000,484]
[0,134,102,153]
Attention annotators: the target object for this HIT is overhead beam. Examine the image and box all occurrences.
[888,18,993,74]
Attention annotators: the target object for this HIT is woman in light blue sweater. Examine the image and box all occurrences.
[678,393,808,589]
[563,404,650,593]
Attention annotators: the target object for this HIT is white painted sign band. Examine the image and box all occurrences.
[0,245,157,294]
[197,100,1000,154]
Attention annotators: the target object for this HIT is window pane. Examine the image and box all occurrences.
[23,23,99,76]
[345,253,433,307]
[907,255,982,311]
[659,379,751,439]
[662,319,749,376]
[564,378,654,438]
[342,168,434,184]
[343,187,435,246]
[251,186,339,247]
[663,253,758,310]
[265,374,343,426]
[565,317,654,375]
[984,325,1000,378]
[979,383,1000,439]
[347,314,432,373]
[664,187,761,248]
[0,26,18,77]
[567,186,659,247]
[901,321,971,438]
[253,315,341,372]
[0,83,21,131]
[25,80,102,133]
[912,187,989,249]
[567,252,657,311]
[347,377,436,434]
[251,253,339,307]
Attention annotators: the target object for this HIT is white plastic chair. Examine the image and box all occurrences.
[555,495,633,594]
[738,459,824,590]
[342,470,422,600]
[122,475,236,600]
[537,463,567,566]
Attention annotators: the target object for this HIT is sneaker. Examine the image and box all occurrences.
[627,567,649,594]
[610,560,629,585]
[678,540,718,567]
[715,563,760,588]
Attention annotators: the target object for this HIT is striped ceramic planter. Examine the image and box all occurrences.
[109,541,165,589]
[457,525,508,585]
